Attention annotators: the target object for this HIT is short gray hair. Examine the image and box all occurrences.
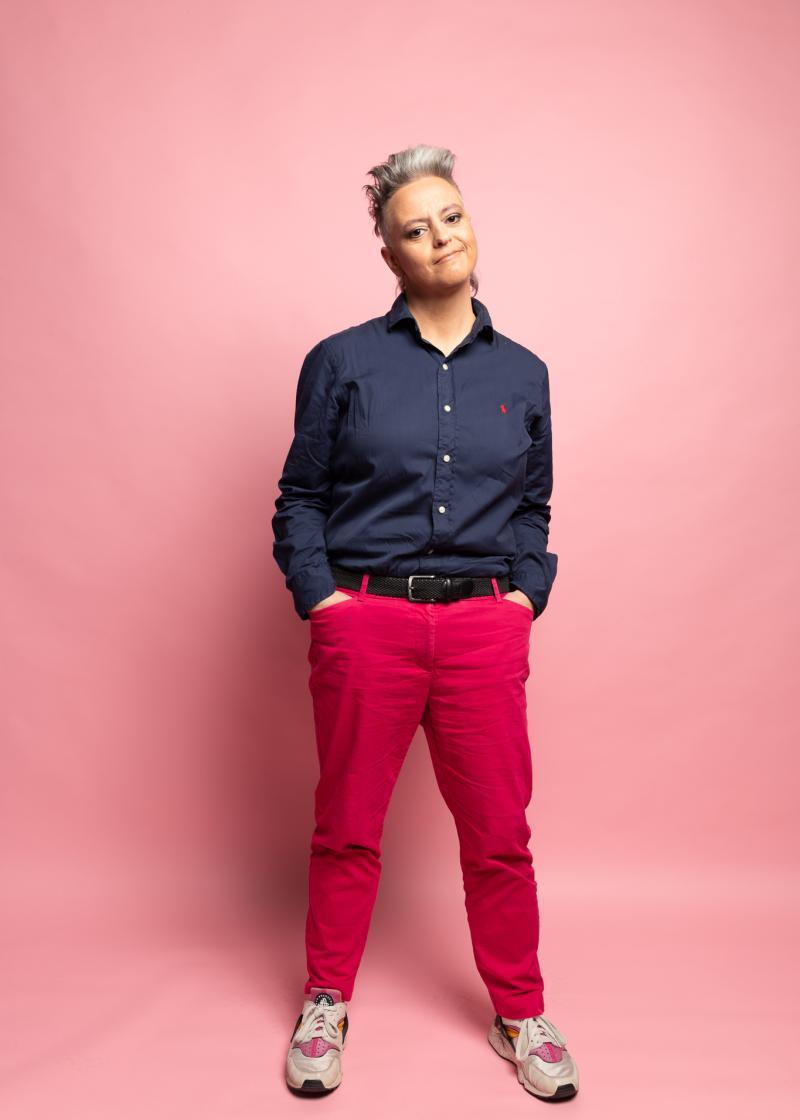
[363,144,478,294]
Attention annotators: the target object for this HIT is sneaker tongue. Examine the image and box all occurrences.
[309,985,343,1006]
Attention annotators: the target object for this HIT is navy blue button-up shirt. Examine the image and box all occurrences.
[272,291,558,621]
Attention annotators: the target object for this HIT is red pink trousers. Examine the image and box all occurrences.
[302,574,545,1019]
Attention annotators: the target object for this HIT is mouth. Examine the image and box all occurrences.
[435,248,463,264]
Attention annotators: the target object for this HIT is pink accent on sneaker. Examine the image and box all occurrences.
[308,985,344,1001]
[529,1041,564,1062]
[296,1037,339,1057]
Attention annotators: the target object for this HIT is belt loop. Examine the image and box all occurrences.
[358,572,370,600]
[490,577,502,602]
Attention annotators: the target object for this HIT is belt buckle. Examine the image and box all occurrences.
[408,574,439,602]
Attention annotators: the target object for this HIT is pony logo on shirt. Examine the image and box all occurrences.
[499,402,508,413]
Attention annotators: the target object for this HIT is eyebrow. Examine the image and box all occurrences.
[401,204,461,229]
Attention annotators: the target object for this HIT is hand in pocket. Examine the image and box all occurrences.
[502,590,535,615]
[310,590,355,613]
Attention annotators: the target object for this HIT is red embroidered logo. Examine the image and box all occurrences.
[499,403,507,413]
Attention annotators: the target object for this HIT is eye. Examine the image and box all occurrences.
[406,212,462,240]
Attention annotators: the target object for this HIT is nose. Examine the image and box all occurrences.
[431,218,453,246]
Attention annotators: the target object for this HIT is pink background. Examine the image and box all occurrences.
[2,1,798,1116]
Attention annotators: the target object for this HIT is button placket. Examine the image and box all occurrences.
[419,327,479,560]
[432,357,455,542]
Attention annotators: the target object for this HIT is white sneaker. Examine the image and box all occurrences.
[285,986,349,1094]
[488,1012,579,1100]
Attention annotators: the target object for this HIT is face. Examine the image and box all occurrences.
[380,176,477,295]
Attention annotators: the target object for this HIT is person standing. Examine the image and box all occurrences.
[273,144,579,1101]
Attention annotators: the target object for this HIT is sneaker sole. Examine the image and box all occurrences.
[286,1078,340,1096]
[488,1022,578,1101]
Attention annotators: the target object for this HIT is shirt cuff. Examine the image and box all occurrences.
[291,565,337,621]
[509,578,541,620]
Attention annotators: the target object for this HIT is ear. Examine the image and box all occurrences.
[380,244,401,280]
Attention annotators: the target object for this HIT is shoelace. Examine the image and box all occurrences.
[294,1000,344,1045]
[515,1015,567,1058]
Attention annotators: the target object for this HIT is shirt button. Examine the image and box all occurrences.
[442,454,450,462]
[442,363,448,370]
[438,505,446,513]
[443,404,451,412]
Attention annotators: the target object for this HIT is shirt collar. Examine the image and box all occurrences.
[386,290,494,341]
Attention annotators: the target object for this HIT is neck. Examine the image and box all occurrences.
[403,284,476,341]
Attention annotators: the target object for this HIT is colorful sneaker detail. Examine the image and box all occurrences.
[285,986,349,1094]
[489,1012,579,1100]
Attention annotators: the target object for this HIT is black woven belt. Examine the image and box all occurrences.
[330,564,510,603]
